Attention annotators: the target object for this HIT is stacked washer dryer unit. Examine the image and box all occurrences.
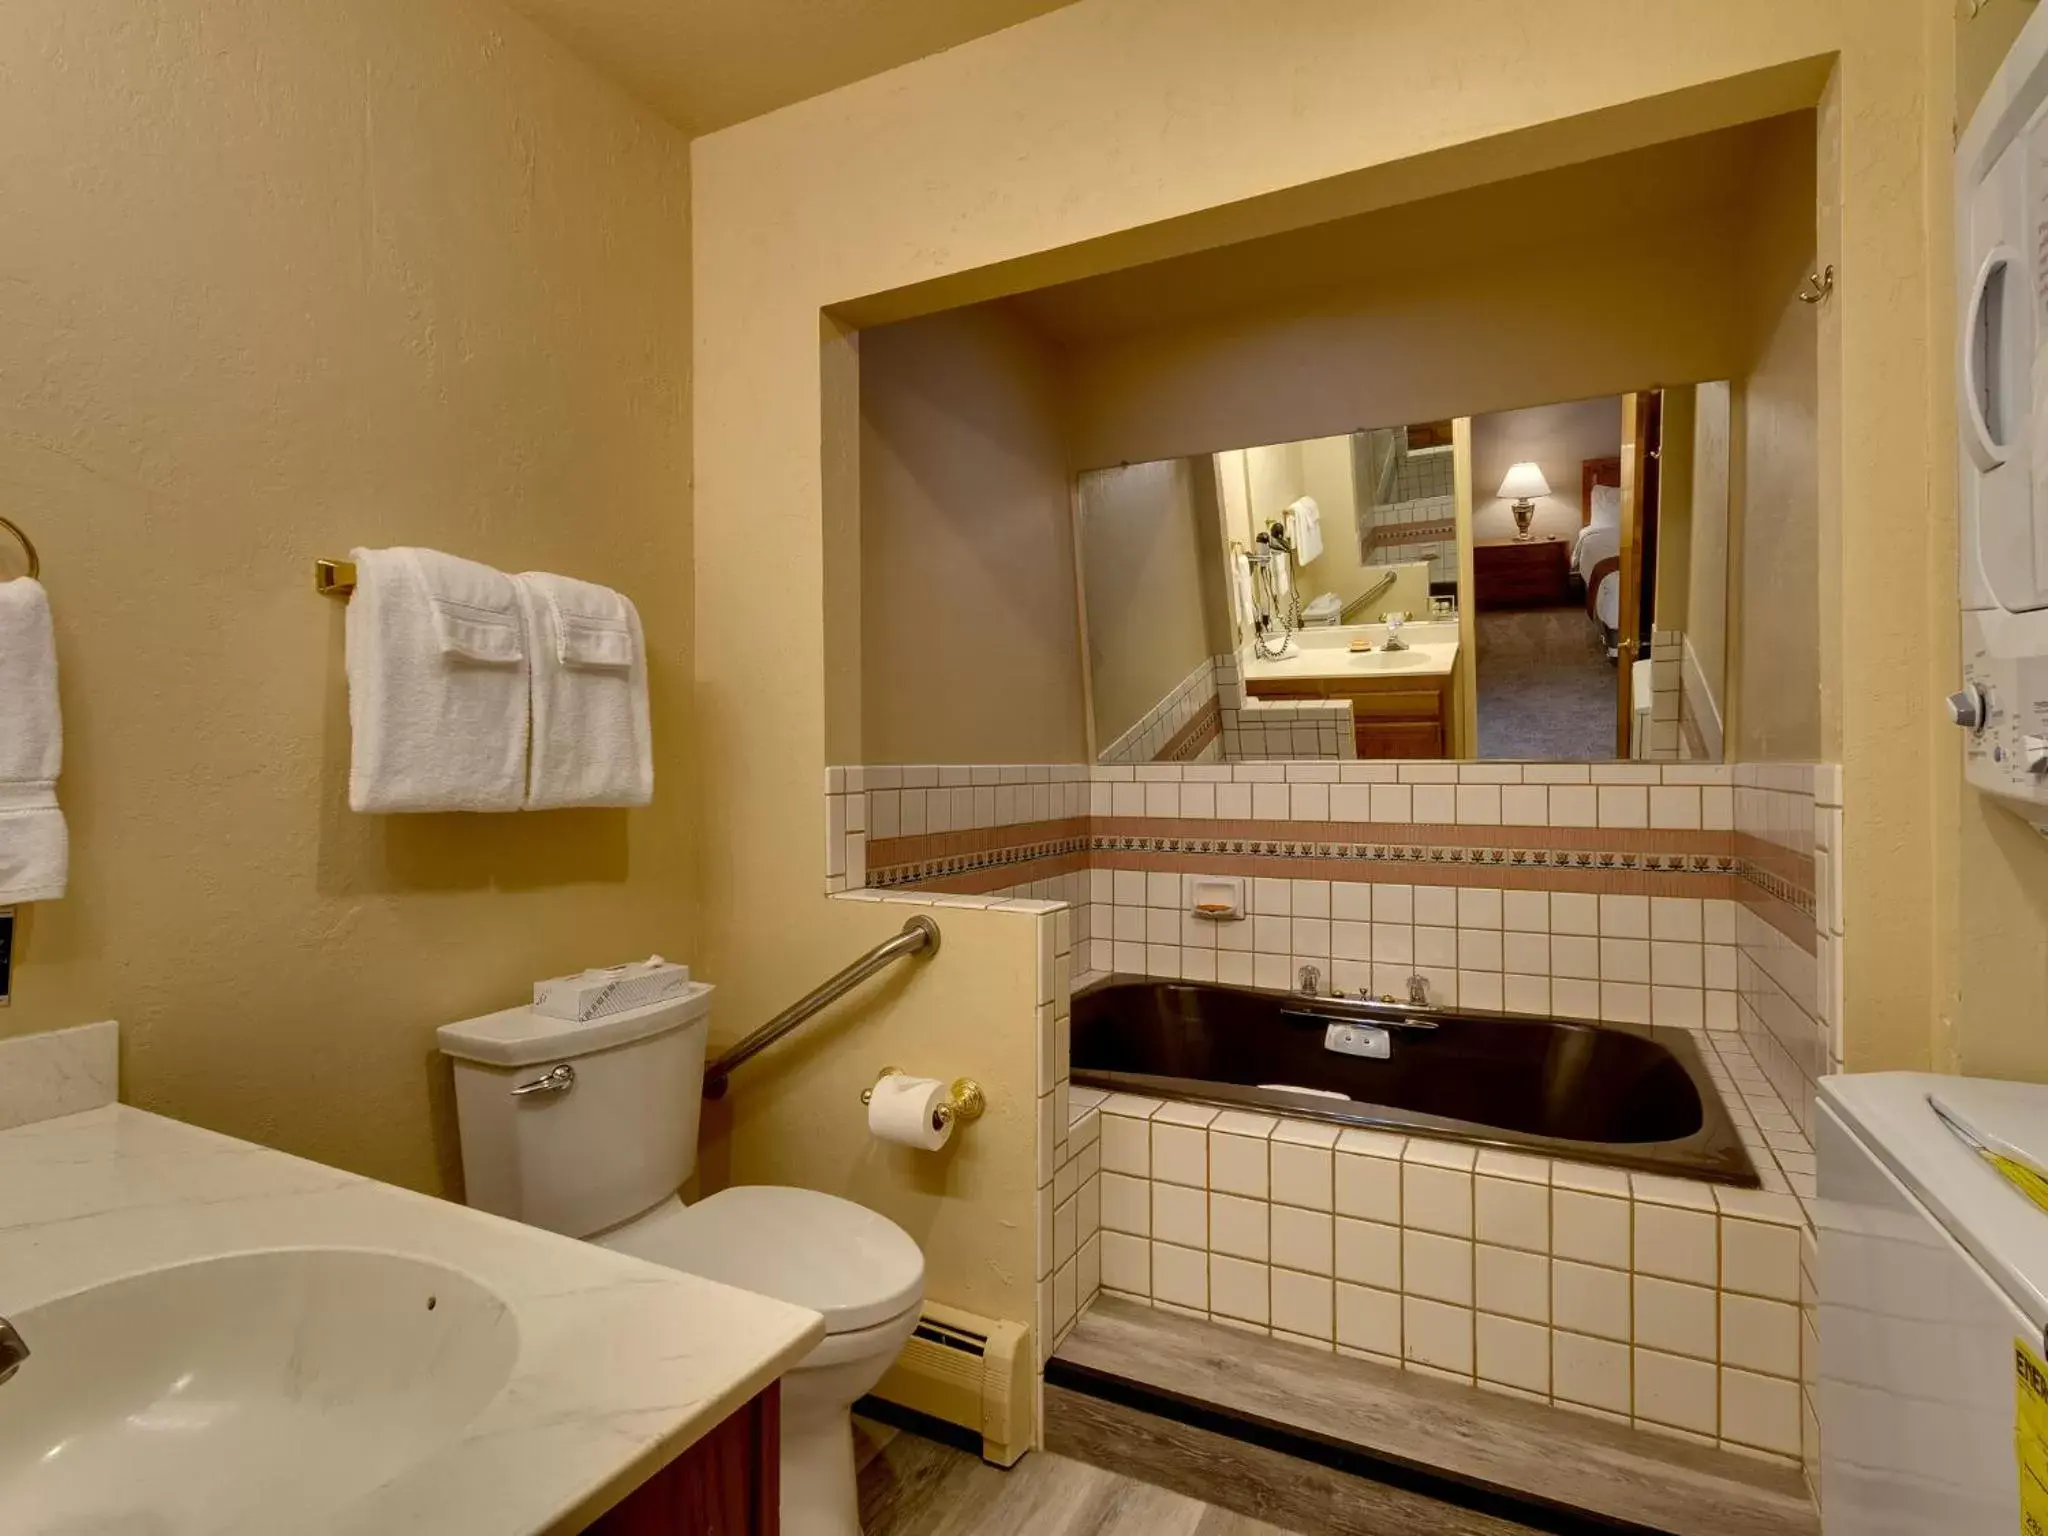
[1955,3,2048,826]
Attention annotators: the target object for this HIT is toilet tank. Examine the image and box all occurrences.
[437,985,712,1238]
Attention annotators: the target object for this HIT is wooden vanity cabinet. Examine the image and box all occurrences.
[1247,675,1449,759]
[586,1384,780,1536]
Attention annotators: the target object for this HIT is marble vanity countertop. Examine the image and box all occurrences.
[0,1104,826,1535]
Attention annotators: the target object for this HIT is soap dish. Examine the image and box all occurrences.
[1188,876,1245,921]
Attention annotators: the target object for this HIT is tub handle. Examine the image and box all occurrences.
[1282,1006,1438,1032]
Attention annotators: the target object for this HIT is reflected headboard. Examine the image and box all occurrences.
[1581,457,1622,526]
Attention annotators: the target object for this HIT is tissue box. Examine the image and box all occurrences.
[533,957,693,1022]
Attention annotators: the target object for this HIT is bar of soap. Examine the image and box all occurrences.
[1349,637,1372,652]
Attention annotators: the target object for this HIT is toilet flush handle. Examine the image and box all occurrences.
[510,1064,576,1098]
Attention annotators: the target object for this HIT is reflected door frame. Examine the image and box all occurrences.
[1614,392,1654,757]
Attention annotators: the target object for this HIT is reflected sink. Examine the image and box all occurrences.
[0,1248,519,1535]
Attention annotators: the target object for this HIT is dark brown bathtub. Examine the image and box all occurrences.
[1071,976,1757,1186]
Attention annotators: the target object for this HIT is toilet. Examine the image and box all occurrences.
[437,984,924,1536]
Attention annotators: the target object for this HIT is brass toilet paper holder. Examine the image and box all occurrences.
[860,1067,987,1132]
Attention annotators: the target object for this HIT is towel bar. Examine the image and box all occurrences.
[314,559,357,597]
[0,517,38,581]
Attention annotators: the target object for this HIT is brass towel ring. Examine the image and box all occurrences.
[0,517,37,581]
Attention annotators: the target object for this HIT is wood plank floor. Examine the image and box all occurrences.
[1051,1297,1818,1536]
[1045,1383,1550,1536]
[853,1416,1303,1536]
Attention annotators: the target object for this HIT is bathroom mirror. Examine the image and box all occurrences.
[1076,386,1733,764]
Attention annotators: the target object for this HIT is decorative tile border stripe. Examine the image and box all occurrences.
[869,816,1747,893]
[1095,818,1733,861]
[1733,834,1816,912]
[1159,697,1223,763]
[1366,515,1458,550]
[873,832,1090,888]
[1103,850,1739,900]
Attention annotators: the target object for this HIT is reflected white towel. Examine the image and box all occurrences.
[1288,496,1324,563]
[1231,551,1258,632]
[346,548,529,813]
[513,572,652,809]
[0,579,66,903]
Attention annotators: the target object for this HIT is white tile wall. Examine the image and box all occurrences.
[1079,868,1735,1034]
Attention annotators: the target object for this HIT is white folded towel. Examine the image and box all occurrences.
[1288,496,1324,564]
[513,571,652,809]
[1231,551,1258,633]
[0,579,67,903]
[345,548,529,813]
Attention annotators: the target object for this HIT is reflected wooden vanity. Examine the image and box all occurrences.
[1245,670,1450,758]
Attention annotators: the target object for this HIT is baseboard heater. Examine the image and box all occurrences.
[871,1301,1033,1467]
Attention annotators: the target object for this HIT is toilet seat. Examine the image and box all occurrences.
[599,1185,924,1336]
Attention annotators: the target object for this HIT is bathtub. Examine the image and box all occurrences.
[1071,976,1756,1186]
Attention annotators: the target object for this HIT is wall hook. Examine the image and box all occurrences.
[1797,265,1835,305]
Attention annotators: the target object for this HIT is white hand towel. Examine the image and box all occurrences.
[0,579,67,903]
[1288,496,1324,564]
[1231,551,1258,632]
[345,548,529,813]
[513,571,652,809]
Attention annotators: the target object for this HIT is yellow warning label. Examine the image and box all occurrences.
[2017,1338,2048,1536]
[1993,1154,2048,1219]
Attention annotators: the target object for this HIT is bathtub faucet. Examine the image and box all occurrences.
[1405,973,1431,1007]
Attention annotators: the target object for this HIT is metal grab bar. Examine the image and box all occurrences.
[702,916,940,1098]
[1339,568,1400,623]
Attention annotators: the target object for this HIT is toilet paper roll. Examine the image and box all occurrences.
[867,1073,953,1151]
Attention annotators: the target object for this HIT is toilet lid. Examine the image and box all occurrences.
[631,1186,924,1334]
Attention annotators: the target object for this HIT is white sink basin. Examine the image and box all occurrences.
[0,1248,519,1535]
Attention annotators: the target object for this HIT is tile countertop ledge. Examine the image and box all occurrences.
[0,1104,827,1536]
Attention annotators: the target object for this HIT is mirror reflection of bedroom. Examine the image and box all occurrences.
[854,112,1815,772]
[1470,388,1727,761]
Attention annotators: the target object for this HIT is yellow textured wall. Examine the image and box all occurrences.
[1687,381,1735,714]
[1060,212,1763,475]
[1,0,694,1193]
[858,306,1087,763]
[1733,190,1822,763]
[1077,459,1215,750]
[1293,435,1374,612]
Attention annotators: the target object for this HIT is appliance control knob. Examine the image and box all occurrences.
[2025,735,2048,774]
[1948,684,1988,731]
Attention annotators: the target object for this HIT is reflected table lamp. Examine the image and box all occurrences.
[1497,462,1550,541]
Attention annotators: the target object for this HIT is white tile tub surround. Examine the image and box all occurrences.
[1730,763,1839,1149]
[0,1019,118,1131]
[1080,867,1739,1036]
[1080,757,1733,829]
[1088,1026,1814,1465]
[1099,657,1224,766]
